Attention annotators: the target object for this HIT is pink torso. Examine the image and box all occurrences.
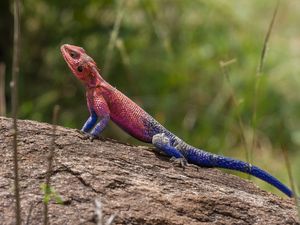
[93,82,153,142]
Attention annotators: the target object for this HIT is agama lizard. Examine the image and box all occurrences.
[61,44,293,197]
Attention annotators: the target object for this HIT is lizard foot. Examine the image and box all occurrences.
[75,129,100,142]
[78,132,97,142]
[75,129,86,135]
[170,156,188,169]
[88,134,100,142]
[75,129,89,140]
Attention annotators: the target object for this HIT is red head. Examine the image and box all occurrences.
[61,44,103,88]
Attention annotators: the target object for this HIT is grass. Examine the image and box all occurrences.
[251,0,280,168]
[282,146,300,218]
[0,63,6,116]
[11,0,21,223]
[43,105,60,225]
[103,0,126,77]
[219,58,251,174]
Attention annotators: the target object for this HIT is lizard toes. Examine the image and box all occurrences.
[89,134,100,142]
[75,129,86,135]
[77,132,98,142]
[170,157,189,169]
[78,133,90,140]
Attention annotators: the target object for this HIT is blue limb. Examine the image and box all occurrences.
[90,115,110,138]
[186,148,293,197]
[152,133,185,159]
[81,111,98,132]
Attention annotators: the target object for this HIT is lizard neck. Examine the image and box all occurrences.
[85,66,105,89]
[84,67,115,97]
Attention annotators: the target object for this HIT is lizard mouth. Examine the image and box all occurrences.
[60,44,71,65]
[60,44,81,77]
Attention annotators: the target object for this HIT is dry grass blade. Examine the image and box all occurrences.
[0,63,6,116]
[282,147,300,220]
[115,38,140,96]
[94,198,116,225]
[219,59,251,174]
[25,202,39,225]
[94,198,103,225]
[105,214,116,225]
[251,0,280,159]
[257,0,280,75]
[103,0,126,77]
[116,39,130,68]
[140,1,172,56]
[11,0,21,224]
[43,105,60,225]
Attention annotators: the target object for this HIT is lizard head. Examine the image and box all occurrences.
[61,44,102,87]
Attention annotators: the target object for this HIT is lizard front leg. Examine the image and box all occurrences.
[89,95,110,140]
[90,115,110,139]
[81,110,98,132]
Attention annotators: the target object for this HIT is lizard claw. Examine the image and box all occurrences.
[80,133,92,141]
[77,132,95,142]
[89,134,99,142]
[75,129,86,135]
[170,156,188,169]
[84,133,99,142]
[75,129,89,140]
[75,129,100,142]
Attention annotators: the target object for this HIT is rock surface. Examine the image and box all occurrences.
[0,117,298,225]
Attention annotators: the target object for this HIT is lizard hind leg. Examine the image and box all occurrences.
[152,133,188,166]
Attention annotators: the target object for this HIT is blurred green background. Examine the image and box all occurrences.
[1,0,300,196]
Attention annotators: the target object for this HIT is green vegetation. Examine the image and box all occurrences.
[1,0,300,196]
[41,183,63,205]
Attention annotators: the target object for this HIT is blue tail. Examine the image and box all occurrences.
[186,148,293,197]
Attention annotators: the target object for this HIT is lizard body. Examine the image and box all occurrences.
[61,44,293,197]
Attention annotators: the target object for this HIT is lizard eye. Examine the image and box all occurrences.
[70,51,77,59]
[77,66,83,72]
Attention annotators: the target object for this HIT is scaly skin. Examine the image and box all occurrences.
[61,44,293,197]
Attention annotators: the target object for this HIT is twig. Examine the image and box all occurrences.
[94,198,103,225]
[251,0,280,161]
[105,214,116,225]
[25,201,39,225]
[0,63,6,116]
[94,198,116,225]
[103,0,126,77]
[43,105,60,225]
[282,146,300,219]
[11,0,21,223]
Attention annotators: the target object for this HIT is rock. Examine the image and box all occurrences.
[0,117,298,224]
